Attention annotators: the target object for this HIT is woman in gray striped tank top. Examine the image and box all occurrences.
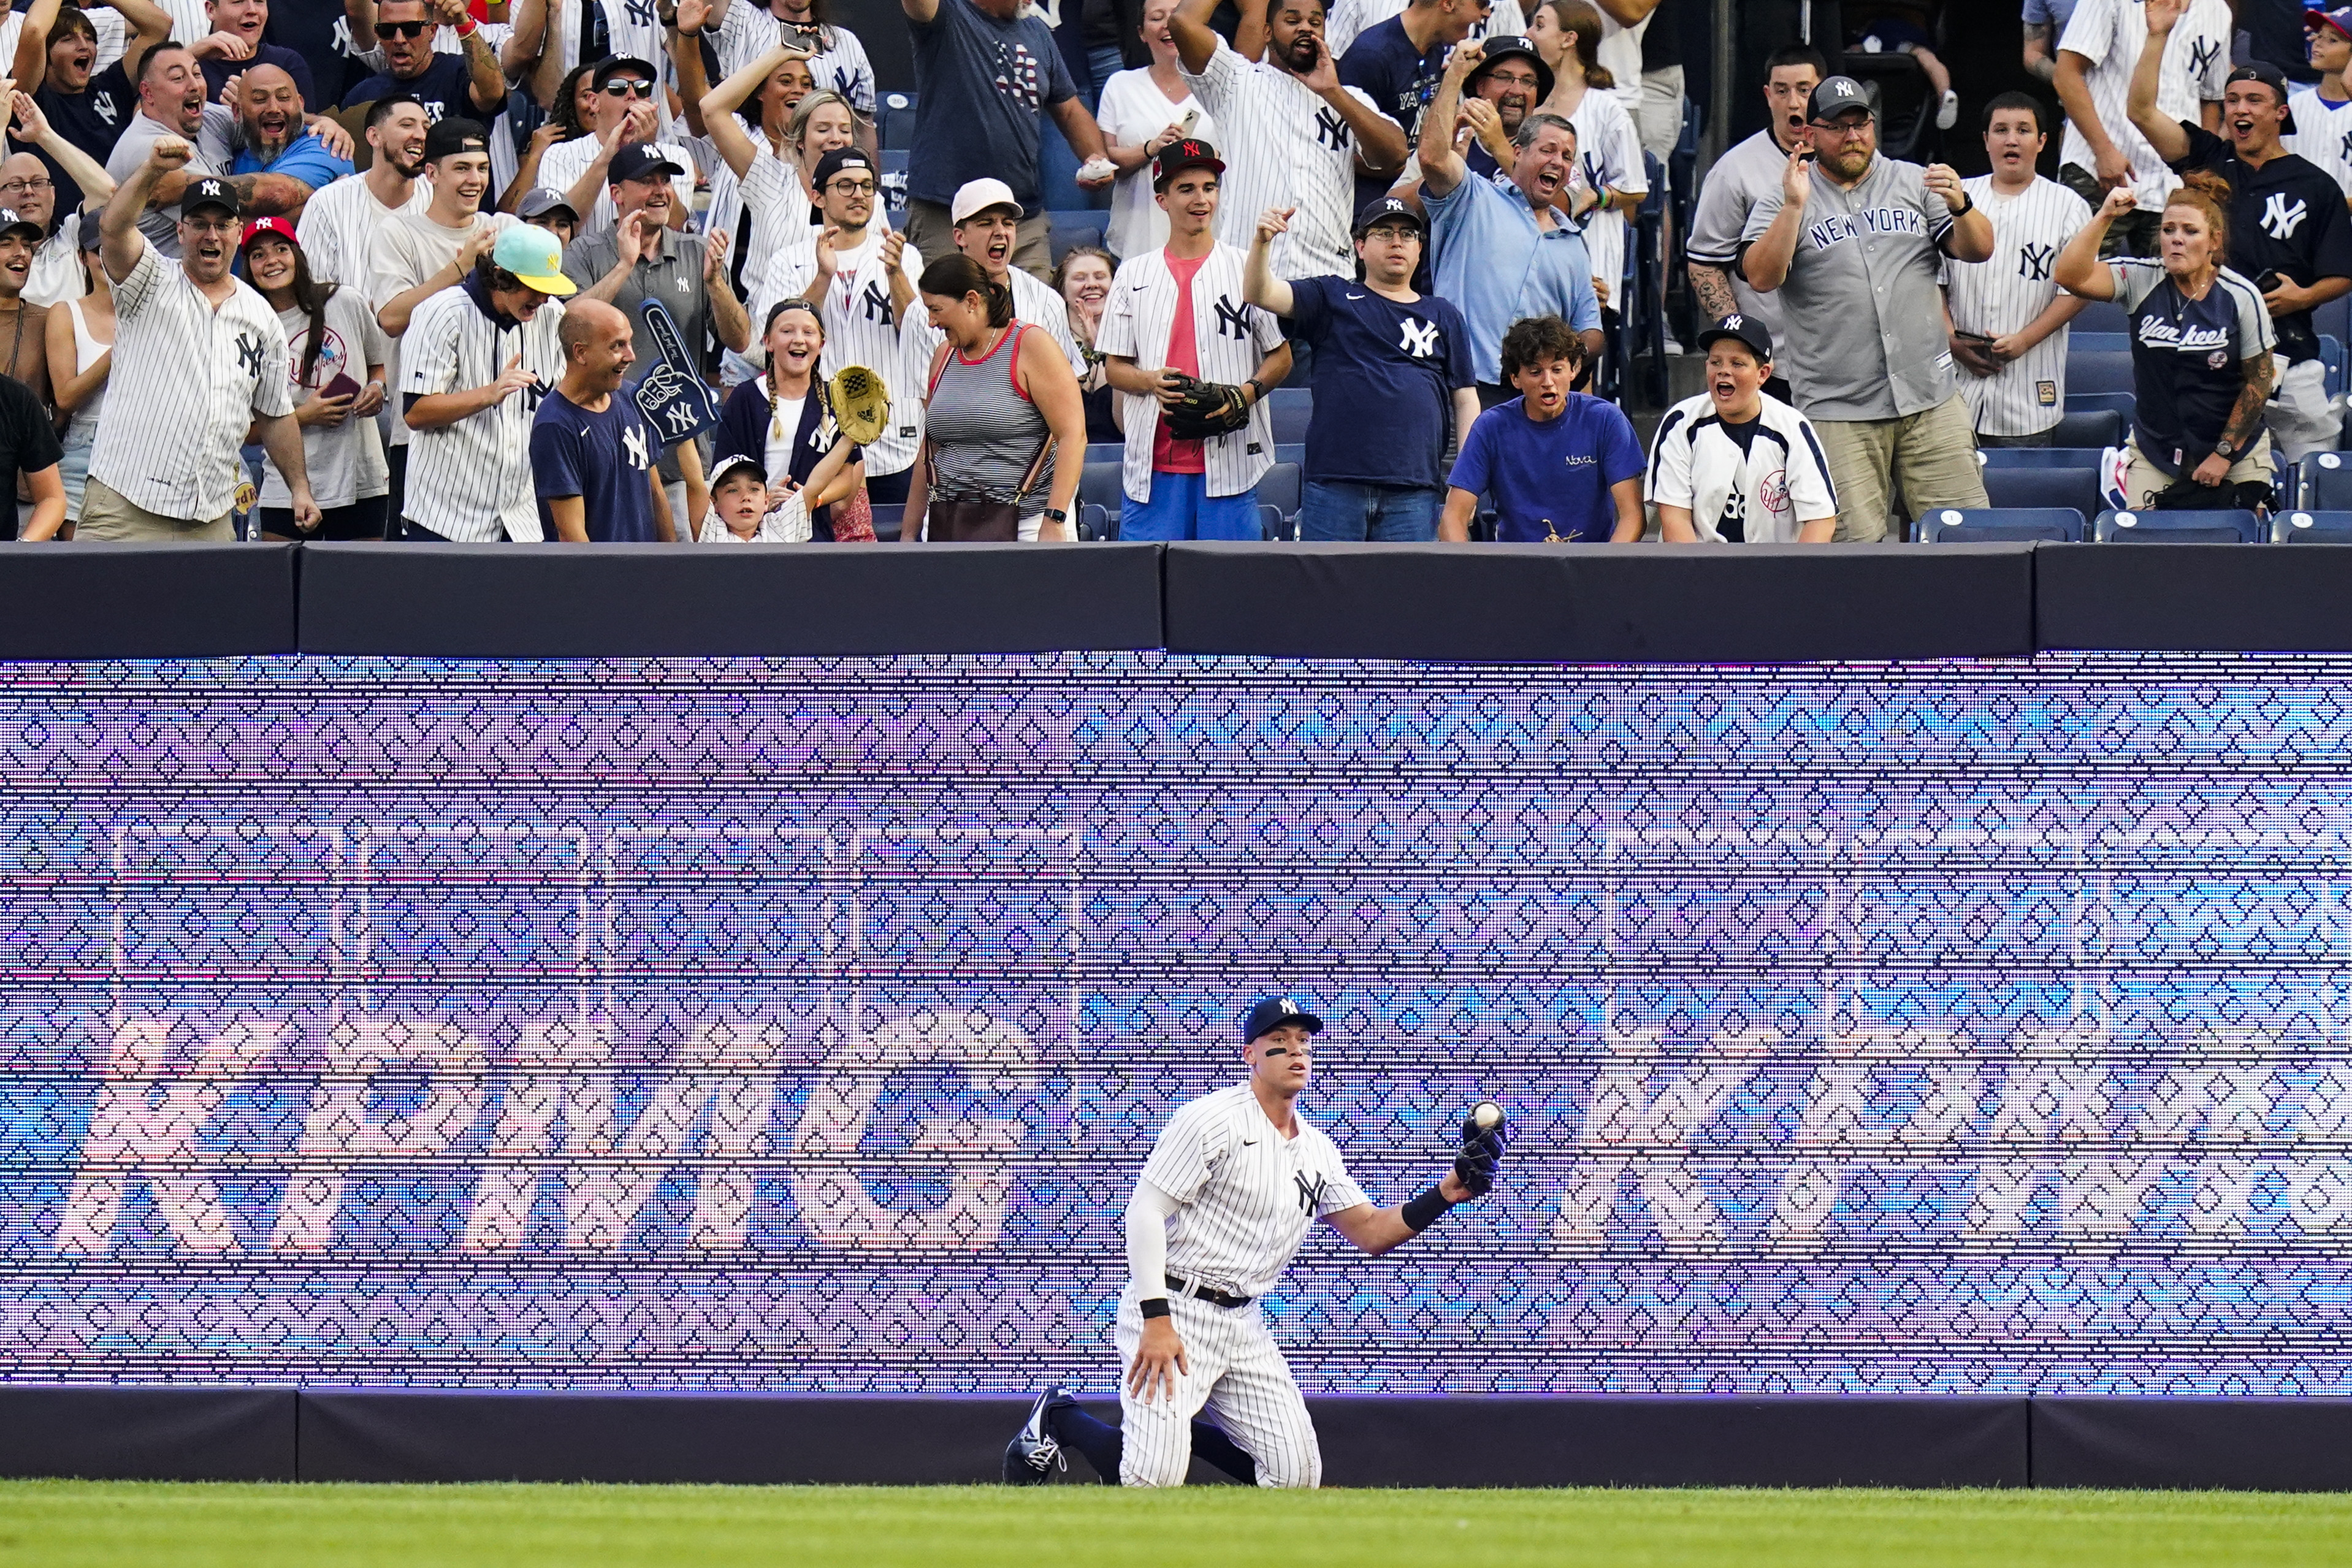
[903,254,1088,541]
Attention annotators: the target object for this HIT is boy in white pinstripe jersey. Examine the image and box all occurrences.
[1006,995,1506,1488]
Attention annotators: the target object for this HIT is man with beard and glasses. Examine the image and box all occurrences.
[2129,0,2352,463]
[297,94,430,291]
[17,0,173,216]
[339,0,508,129]
[1337,0,1489,210]
[189,0,314,107]
[86,145,316,539]
[226,64,353,223]
[1171,0,1402,283]
[1418,42,1599,404]
[4,92,118,308]
[1741,75,1993,542]
[104,42,310,259]
[370,117,516,530]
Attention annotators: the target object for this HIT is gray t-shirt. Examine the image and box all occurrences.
[1683,127,1790,341]
[1739,152,1957,422]
[104,106,234,260]
[906,0,1077,210]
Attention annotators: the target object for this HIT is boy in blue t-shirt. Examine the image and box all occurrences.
[1440,316,1644,542]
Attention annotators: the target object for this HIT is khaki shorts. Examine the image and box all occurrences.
[76,476,234,541]
[1811,393,1988,542]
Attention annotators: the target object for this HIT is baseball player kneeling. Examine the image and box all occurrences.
[1006,995,1509,1488]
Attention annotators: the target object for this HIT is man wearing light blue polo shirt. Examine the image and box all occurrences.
[1416,40,1603,406]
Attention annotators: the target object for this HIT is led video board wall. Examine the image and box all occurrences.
[2,650,2349,1395]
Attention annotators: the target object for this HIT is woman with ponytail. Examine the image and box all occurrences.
[239,219,390,541]
[901,253,1087,541]
[2056,171,2279,509]
[1522,0,1646,302]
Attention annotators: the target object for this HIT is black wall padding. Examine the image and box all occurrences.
[296,543,1166,657]
[0,544,296,658]
[0,1386,296,1481]
[2034,1398,2352,1490]
[1312,1397,2028,1488]
[1161,543,2038,663]
[297,1391,1041,1483]
[2037,543,2352,650]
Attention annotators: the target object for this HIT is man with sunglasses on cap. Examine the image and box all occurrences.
[86,139,316,541]
[1739,74,1991,541]
[2286,5,2352,205]
[339,0,508,131]
[1099,137,1288,541]
[1245,193,1474,541]
[538,56,697,241]
[2130,0,2352,463]
[1003,994,1509,1488]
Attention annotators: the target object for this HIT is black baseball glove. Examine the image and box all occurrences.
[1454,1106,1511,1196]
[1159,373,1253,440]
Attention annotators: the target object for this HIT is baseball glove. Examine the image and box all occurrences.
[1159,373,1253,441]
[825,364,892,448]
[1454,1105,1511,1197]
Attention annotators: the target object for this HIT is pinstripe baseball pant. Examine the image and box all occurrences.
[1115,1292,1319,1488]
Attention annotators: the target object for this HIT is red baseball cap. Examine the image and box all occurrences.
[239,216,299,251]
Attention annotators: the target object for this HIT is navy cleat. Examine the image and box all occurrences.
[1003,1386,1075,1484]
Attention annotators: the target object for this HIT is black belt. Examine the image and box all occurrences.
[1166,1273,1252,1309]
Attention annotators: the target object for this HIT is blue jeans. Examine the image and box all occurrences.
[1118,470,1261,540]
[1297,480,1442,542]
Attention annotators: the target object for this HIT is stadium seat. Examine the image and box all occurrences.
[1049,211,1104,265]
[2066,391,2136,419]
[879,91,915,150]
[2302,451,2352,508]
[2270,508,2352,541]
[2051,407,2125,448]
[1268,387,1312,444]
[2064,351,2136,395]
[1916,507,2084,542]
[2071,299,2129,332]
[1982,465,2102,515]
[2094,508,2265,542]
[1978,446,2106,470]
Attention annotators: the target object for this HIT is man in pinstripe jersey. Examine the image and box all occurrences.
[1006,996,1498,1488]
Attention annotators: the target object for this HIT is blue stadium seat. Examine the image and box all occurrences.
[1982,465,2102,515]
[2051,406,2125,448]
[2065,351,2136,395]
[1049,211,1104,265]
[2066,391,2136,419]
[1978,446,2107,470]
[2272,508,2352,541]
[879,91,915,150]
[2071,298,2129,333]
[2094,508,2265,542]
[1916,507,2084,542]
[1268,387,1312,444]
[2302,451,2352,508]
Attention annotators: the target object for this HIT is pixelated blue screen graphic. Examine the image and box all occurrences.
[4,650,2351,1396]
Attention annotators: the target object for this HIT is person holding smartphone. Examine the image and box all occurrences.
[240,216,391,540]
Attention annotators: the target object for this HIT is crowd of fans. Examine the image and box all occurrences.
[0,0,2346,544]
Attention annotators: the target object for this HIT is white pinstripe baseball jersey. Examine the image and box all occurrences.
[1180,37,1379,280]
[87,239,293,521]
[1644,387,1838,543]
[1139,1083,1369,1300]
[397,282,568,541]
[712,6,878,117]
[760,223,928,478]
[535,134,700,240]
[1942,173,2093,437]
[297,173,433,291]
[1096,241,1283,501]
[2286,88,2352,199]
[2056,0,2231,212]
[1563,88,1646,306]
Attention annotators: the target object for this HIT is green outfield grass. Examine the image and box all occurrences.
[4,1482,2351,1568]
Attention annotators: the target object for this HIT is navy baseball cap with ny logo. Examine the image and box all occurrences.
[1243,995,1324,1042]
[1807,75,1874,123]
